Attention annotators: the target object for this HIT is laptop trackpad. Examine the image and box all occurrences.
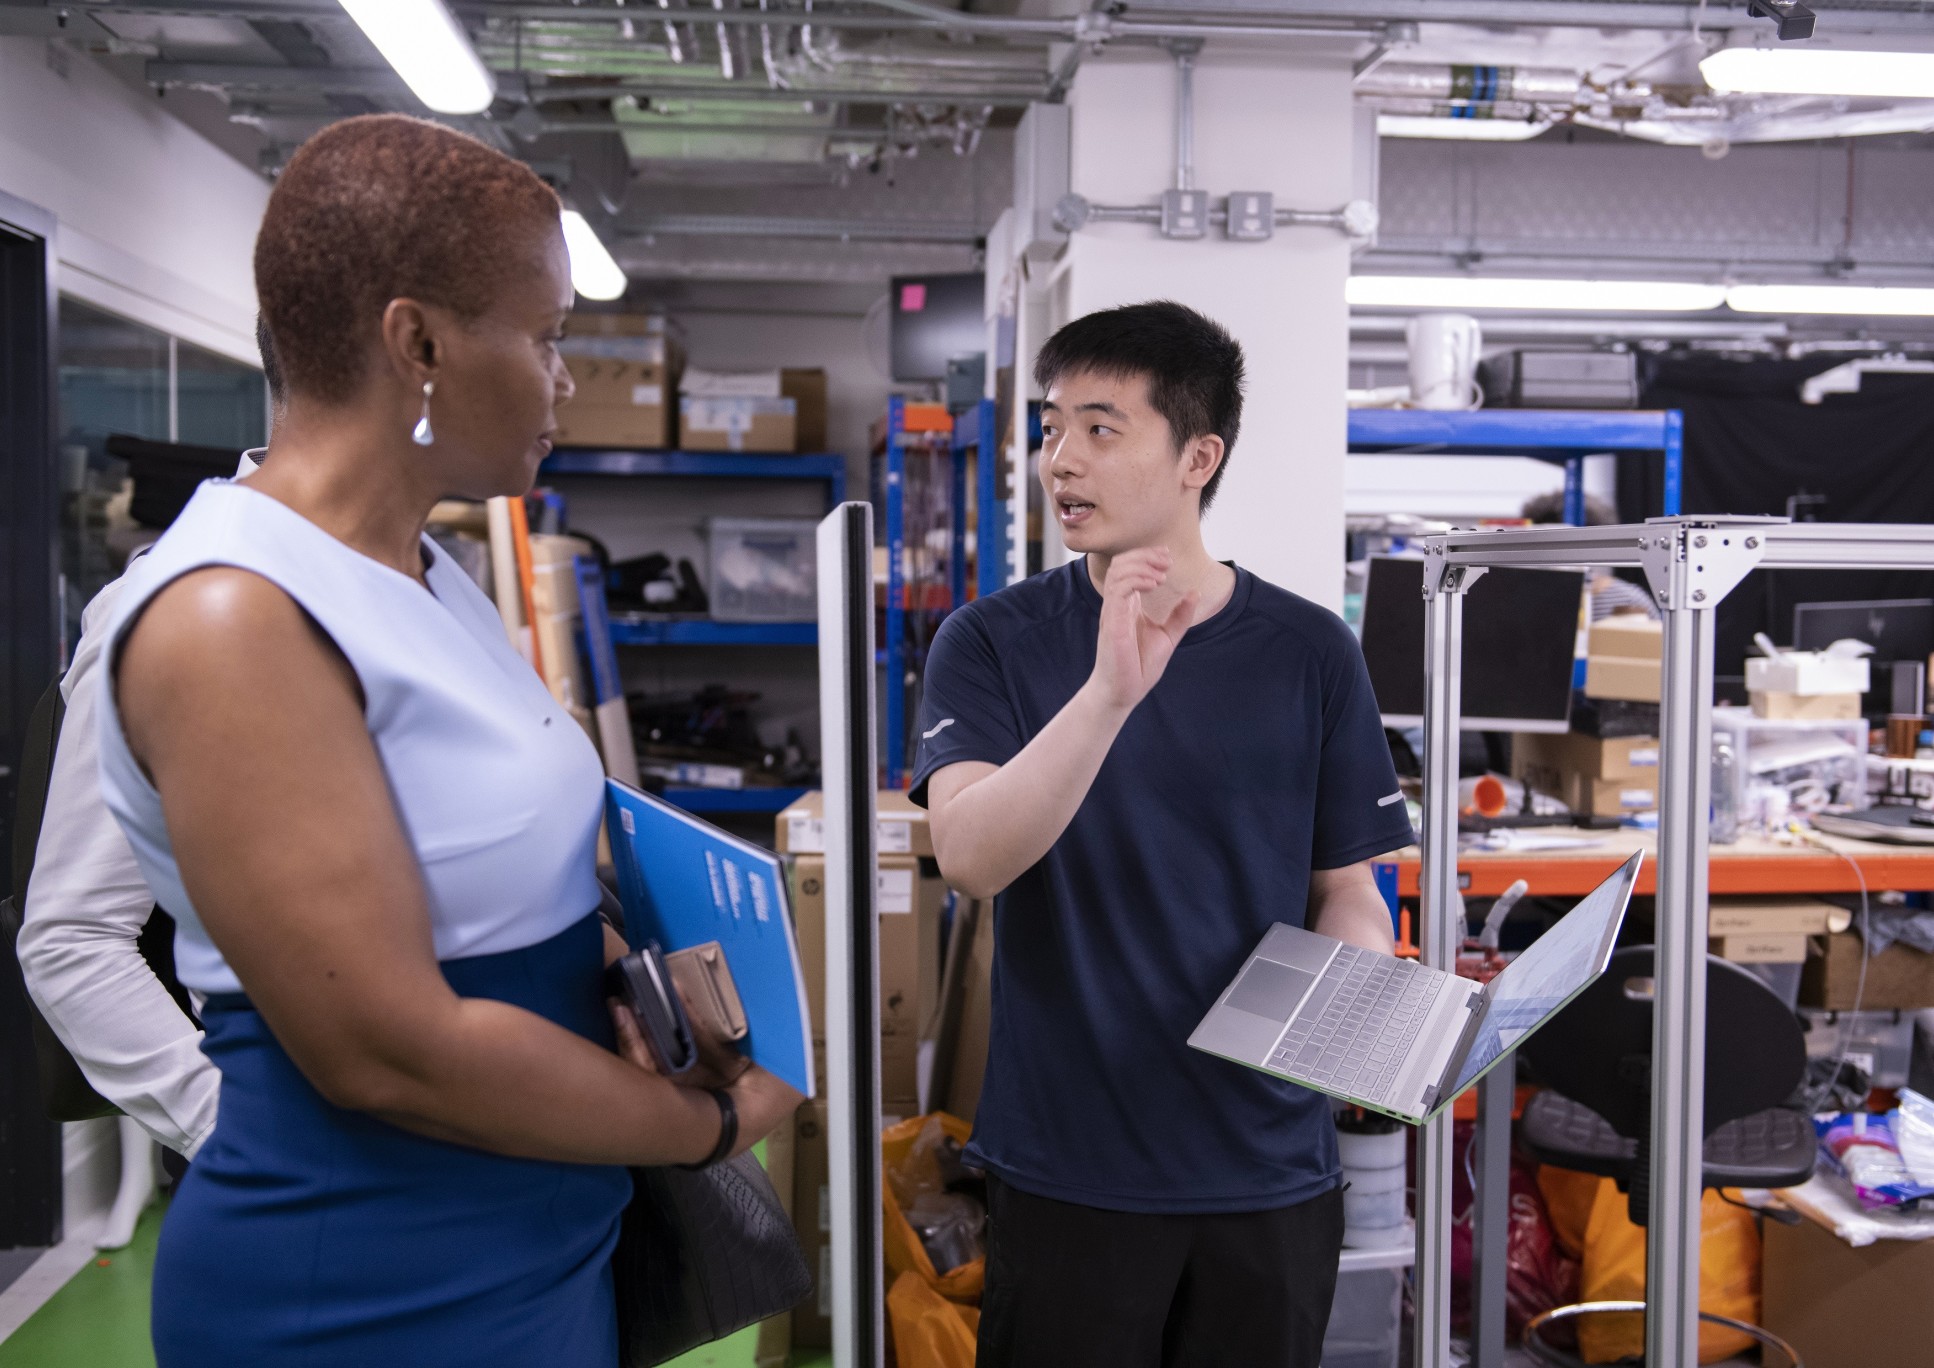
[1225,960,1317,1023]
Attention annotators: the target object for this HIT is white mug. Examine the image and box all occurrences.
[1406,312,1483,411]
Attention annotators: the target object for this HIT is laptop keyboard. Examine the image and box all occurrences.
[1265,948,1438,1101]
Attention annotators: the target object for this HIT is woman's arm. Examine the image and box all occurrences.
[116,567,796,1166]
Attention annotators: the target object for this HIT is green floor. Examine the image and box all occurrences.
[0,1200,832,1368]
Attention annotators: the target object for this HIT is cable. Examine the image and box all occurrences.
[1790,822,1873,1112]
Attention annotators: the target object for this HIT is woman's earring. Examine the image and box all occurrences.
[411,380,435,447]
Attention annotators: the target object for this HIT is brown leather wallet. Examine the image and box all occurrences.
[665,942,749,1045]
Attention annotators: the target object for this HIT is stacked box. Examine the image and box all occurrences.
[1709,897,1835,965]
[554,313,681,448]
[791,1101,831,1349]
[1802,932,1934,1011]
[780,792,943,1114]
[1512,730,1660,818]
[1584,615,1663,703]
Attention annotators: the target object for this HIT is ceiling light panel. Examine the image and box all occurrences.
[561,211,628,302]
[1701,46,1934,100]
[337,0,495,115]
[1726,283,1934,316]
[1347,276,1727,313]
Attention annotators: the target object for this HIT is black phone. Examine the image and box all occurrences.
[605,941,698,1077]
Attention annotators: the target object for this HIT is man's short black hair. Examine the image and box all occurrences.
[255,312,285,409]
[1033,300,1245,511]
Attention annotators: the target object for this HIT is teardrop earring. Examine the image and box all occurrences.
[411,380,435,446]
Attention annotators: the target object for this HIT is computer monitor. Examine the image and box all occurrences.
[1359,555,1586,733]
[1793,597,1934,718]
[888,273,984,383]
[1792,598,1934,662]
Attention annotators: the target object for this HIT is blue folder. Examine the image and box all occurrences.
[604,779,816,1098]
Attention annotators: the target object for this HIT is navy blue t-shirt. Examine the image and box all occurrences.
[909,560,1415,1214]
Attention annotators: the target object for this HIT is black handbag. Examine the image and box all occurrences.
[612,1148,814,1366]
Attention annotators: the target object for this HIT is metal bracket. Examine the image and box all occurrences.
[1422,548,1485,600]
[1636,523,1767,612]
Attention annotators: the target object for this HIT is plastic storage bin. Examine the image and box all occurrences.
[705,517,818,622]
[1800,1008,1916,1088]
[1322,1266,1401,1368]
[1710,707,1869,832]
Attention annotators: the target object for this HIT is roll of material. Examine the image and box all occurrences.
[1343,1186,1408,1233]
[1337,1128,1405,1171]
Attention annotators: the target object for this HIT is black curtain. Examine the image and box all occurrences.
[1616,355,1934,689]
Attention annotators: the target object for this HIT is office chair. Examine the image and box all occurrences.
[1514,946,1817,1367]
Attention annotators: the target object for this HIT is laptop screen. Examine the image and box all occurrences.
[1445,854,1639,1098]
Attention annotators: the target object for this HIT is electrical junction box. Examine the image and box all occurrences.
[1161,188,1209,240]
[1226,191,1274,241]
[1012,103,1071,262]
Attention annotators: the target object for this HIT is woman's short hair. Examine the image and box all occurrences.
[255,114,562,404]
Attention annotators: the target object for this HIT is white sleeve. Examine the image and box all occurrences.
[18,576,220,1158]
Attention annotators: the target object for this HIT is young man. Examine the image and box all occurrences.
[913,301,1415,1367]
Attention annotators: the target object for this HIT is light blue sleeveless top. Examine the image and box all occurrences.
[96,480,606,995]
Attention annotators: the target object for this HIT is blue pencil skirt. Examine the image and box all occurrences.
[152,912,632,1367]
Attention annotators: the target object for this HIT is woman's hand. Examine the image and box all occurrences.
[724,1065,805,1157]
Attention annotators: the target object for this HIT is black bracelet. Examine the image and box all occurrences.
[680,1087,737,1170]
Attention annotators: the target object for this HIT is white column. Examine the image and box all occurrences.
[1059,46,1358,610]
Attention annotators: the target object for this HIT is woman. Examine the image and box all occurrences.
[96,115,801,1365]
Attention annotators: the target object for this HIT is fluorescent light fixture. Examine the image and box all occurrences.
[1726,283,1934,316]
[1701,45,1934,100]
[560,210,627,302]
[1377,114,1551,142]
[1347,276,1727,313]
[337,0,495,115]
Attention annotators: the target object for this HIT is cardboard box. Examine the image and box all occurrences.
[1763,1209,1934,1368]
[562,310,682,361]
[752,1113,797,1367]
[1512,732,1660,782]
[1518,760,1657,817]
[1709,897,1838,938]
[1712,933,1809,964]
[789,853,943,1049]
[1584,655,1663,704]
[1746,652,1871,697]
[1802,932,1934,1011]
[681,395,797,453]
[1752,690,1863,721]
[1588,616,1663,661]
[791,1101,831,1349]
[776,790,934,859]
[554,361,672,449]
[782,368,828,452]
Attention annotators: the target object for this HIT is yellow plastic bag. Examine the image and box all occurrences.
[882,1112,984,1304]
[887,1270,980,1368]
[1537,1169,1760,1365]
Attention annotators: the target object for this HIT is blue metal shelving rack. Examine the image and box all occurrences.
[542,445,844,814]
[884,396,986,789]
[1344,409,1683,523]
[543,447,846,501]
[954,398,1009,600]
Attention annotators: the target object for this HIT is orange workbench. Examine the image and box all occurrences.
[1377,827,1934,900]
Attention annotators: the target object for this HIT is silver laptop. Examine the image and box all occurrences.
[1188,852,1642,1125]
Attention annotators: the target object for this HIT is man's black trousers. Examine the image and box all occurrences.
[976,1175,1346,1368]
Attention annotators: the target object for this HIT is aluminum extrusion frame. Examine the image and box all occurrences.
[1413,515,1934,1368]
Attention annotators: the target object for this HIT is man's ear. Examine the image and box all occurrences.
[1181,433,1225,492]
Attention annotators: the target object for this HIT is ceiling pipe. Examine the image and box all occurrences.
[1173,44,1198,193]
[620,213,981,242]
[1356,63,1584,103]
